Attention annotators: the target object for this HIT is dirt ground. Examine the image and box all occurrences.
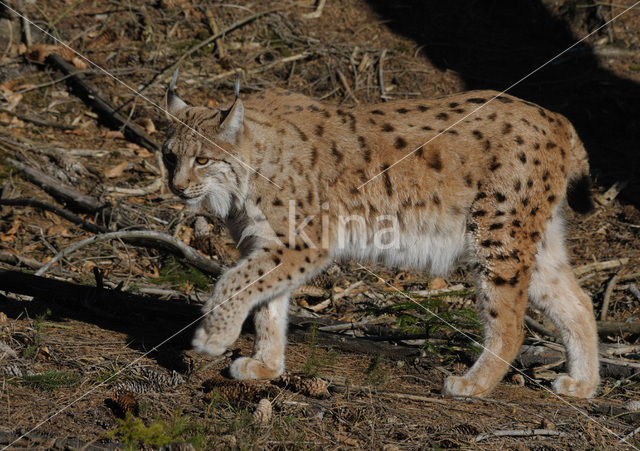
[1,0,640,449]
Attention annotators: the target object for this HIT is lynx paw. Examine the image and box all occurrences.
[552,375,597,398]
[191,326,228,356]
[442,376,490,397]
[229,357,284,380]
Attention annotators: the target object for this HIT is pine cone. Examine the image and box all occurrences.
[110,389,139,417]
[276,373,329,398]
[252,398,272,427]
[203,375,278,407]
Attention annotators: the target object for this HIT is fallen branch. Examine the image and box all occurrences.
[0,197,106,234]
[474,429,568,442]
[8,158,106,213]
[0,106,79,130]
[573,258,630,277]
[44,53,158,152]
[35,230,225,277]
[601,269,628,320]
[378,49,388,101]
[597,320,640,336]
[0,251,43,269]
[524,315,558,339]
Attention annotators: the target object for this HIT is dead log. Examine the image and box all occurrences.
[44,53,158,153]
[0,197,106,234]
[8,158,106,214]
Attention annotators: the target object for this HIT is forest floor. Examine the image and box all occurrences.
[1,0,640,449]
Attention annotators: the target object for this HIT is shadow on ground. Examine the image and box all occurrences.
[367,0,640,202]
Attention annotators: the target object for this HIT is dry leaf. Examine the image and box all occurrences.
[36,345,51,360]
[136,118,156,135]
[429,277,447,290]
[105,130,125,139]
[126,143,154,158]
[127,196,145,205]
[25,44,87,70]
[46,224,74,237]
[105,161,130,178]
[0,311,8,325]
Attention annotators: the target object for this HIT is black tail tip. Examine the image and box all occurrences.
[567,174,594,214]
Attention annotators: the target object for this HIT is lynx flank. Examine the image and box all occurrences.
[162,76,599,398]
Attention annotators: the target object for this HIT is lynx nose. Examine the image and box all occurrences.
[171,177,189,193]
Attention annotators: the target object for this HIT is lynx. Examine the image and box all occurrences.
[161,75,599,398]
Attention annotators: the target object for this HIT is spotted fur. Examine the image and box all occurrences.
[162,86,599,398]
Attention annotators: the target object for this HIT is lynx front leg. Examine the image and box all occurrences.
[229,293,290,379]
[443,260,531,397]
[192,247,328,360]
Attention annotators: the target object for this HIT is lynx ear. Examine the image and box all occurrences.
[218,99,244,144]
[166,68,187,116]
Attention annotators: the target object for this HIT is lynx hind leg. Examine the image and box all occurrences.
[443,261,530,397]
[529,213,599,398]
[229,293,289,380]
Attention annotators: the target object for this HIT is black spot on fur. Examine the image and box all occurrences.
[466,97,486,104]
[397,107,410,114]
[331,142,344,164]
[432,194,441,205]
[381,164,393,196]
[273,198,283,206]
[472,130,483,140]
[514,180,522,192]
[472,210,487,217]
[427,151,443,171]
[394,136,407,149]
[494,192,506,202]
[547,194,556,203]
[358,136,366,148]
[371,109,385,115]
[489,223,503,230]
[489,156,501,171]
[418,105,429,112]
[493,276,507,285]
[515,136,524,145]
[273,256,281,265]
[315,124,324,137]
[464,174,473,187]
[436,112,449,120]
[422,125,433,131]
[518,152,526,164]
[381,123,395,132]
[475,192,487,200]
[496,95,513,103]
[489,309,498,318]
[502,122,512,134]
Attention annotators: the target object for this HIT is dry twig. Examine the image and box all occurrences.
[474,429,568,442]
[35,230,224,277]
[601,269,628,320]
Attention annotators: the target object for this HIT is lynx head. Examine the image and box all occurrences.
[162,71,247,217]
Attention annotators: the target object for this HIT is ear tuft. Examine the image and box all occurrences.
[218,100,244,144]
[167,68,187,116]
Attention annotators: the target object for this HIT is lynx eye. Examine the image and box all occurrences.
[195,157,209,165]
